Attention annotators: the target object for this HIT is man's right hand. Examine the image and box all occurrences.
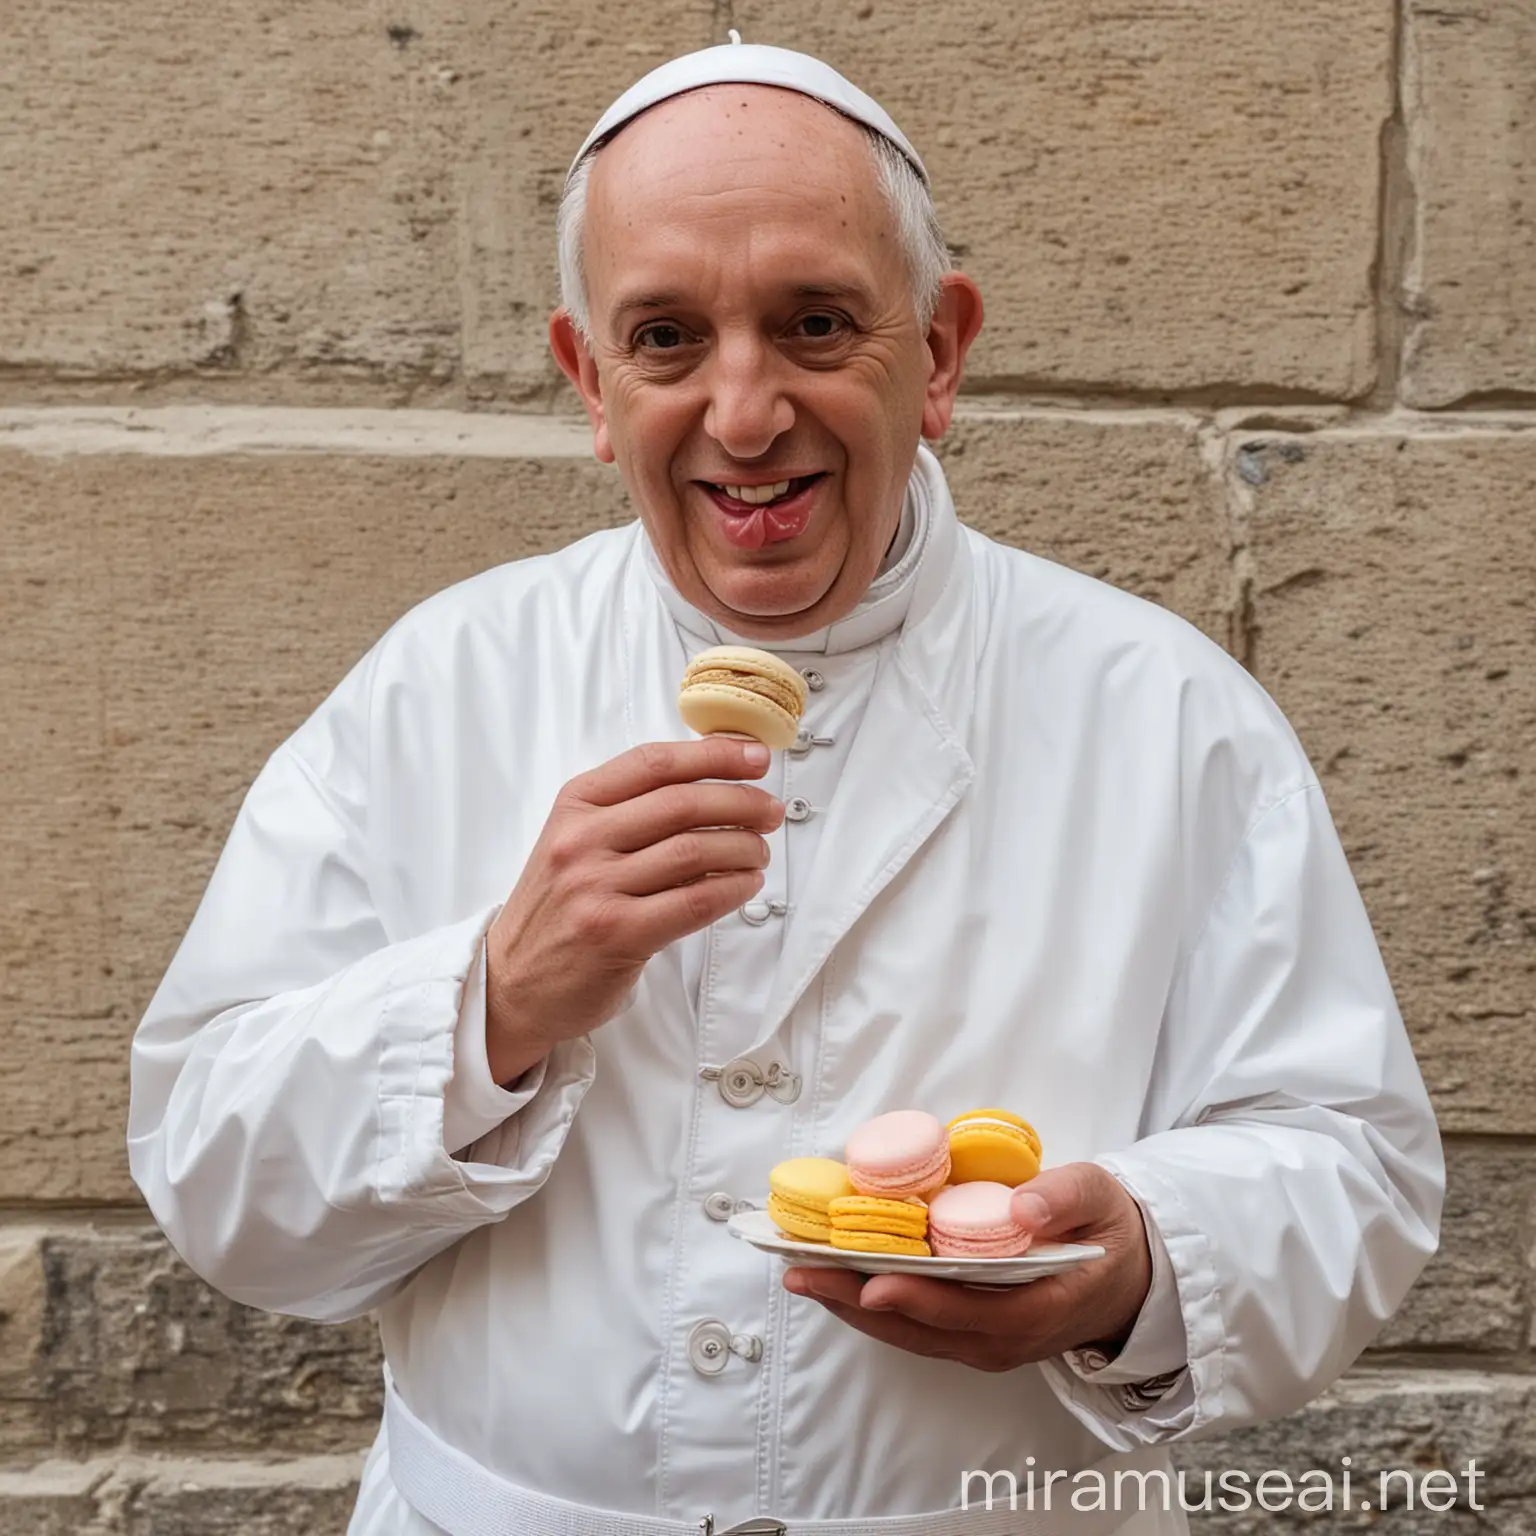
[483,738,783,1085]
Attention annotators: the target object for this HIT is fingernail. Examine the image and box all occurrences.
[743,743,770,768]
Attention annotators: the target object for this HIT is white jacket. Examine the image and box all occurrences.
[128,446,1442,1533]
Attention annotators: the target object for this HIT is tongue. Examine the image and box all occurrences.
[717,507,770,550]
[764,495,814,542]
[716,488,814,549]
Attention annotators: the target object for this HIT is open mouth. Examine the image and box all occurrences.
[696,473,828,549]
[700,473,826,511]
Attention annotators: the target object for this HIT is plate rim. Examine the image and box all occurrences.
[726,1207,1106,1272]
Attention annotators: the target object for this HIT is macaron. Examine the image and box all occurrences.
[844,1110,952,1199]
[926,1181,1034,1259]
[945,1108,1043,1186]
[677,646,809,750]
[828,1194,931,1258]
[767,1156,854,1243]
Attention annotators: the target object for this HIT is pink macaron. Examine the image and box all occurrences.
[844,1110,952,1199]
[926,1181,1034,1259]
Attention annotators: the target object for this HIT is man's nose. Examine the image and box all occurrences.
[702,337,795,460]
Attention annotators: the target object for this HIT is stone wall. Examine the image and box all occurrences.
[2,0,1532,1528]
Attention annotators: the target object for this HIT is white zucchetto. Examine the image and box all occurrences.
[569,35,927,184]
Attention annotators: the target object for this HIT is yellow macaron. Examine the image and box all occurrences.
[767,1157,855,1243]
[827,1194,932,1258]
[945,1108,1043,1186]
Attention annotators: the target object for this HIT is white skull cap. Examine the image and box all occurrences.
[569,35,928,186]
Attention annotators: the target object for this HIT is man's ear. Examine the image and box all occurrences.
[919,274,984,442]
[550,309,614,464]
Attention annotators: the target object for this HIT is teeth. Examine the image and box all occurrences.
[720,480,793,504]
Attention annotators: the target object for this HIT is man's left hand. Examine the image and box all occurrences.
[783,1163,1152,1373]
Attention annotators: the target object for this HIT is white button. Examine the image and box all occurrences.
[739,898,787,926]
[687,1320,732,1376]
[784,796,812,822]
[703,1192,737,1222]
[718,1058,764,1107]
[764,1062,802,1104]
[730,1332,764,1363]
[788,728,836,756]
[700,1057,794,1107]
[685,1320,765,1378]
[801,668,826,691]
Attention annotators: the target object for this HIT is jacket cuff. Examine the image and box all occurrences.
[1064,1180,1188,1386]
[374,905,597,1223]
[443,935,550,1156]
[1037,1155,1222,1448]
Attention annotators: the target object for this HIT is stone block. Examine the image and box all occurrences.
[1177,1370,1536,1531]
[731,0,1392,396]
[1236,429,1536,1133]
[0,1462,98,1536]
[1402,1,1536,406]
[1371,1139,1534,1354]
[935,411,1232,647]
[0,1455,362,1536]
[0,1226,381,1459]
[0,424,628,1200]
[0,1,472,390]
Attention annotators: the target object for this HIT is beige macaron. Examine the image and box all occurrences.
[677,646,808,750]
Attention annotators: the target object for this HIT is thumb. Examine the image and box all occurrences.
[1010,1162,1118,1240]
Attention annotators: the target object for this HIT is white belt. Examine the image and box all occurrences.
[385,1368,1158,1536]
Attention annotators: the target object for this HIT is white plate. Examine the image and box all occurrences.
[727,1208,1105,1286]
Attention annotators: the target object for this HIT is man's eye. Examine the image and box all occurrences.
[794,312,845,340]
[635,323,689,350]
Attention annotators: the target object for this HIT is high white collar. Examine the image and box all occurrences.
[642,448,939,656]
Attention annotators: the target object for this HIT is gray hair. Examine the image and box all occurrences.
[557,119,949,339]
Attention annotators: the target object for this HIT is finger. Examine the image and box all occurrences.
[621,869,768,950]
[793,1288,978,1364]
[855,1272,1068,1333]
[572,739,769,809]
[604,781,785,853]
[1011,1162,1127,1241]
[784,1267,865,1307]
[615,828,771,896]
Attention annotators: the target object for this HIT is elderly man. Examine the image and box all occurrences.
[128,39,1442,1536]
